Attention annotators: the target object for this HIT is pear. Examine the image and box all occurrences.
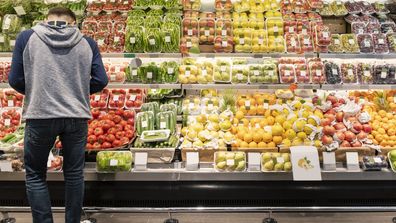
[235,152,245,161]
[284,162,292,171]
[264,160,275,171]
[282,153,290,162]
[236,161,246,171]
[274,163,284,171]
[216,161,226,170]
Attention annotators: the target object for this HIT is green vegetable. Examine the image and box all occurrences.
[144,28,162,53]
[160,61,179,83]
[127,10,146,17]
[96,151,133,172]
[2,14,22,34]
[138,62,162,83]
[127,16,145,27]
[144,16,162,29]
[136,111,155,135]
[147,9,164,16]
[142,130,169,140]
[161,23,180,53]
[125,26,144,53]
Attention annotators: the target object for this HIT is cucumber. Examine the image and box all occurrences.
[136,111,154,135]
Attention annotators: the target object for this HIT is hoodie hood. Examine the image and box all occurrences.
[32,23,83,48]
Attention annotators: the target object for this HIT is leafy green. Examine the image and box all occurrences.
[144,28,162,53]
[125,26,144,53]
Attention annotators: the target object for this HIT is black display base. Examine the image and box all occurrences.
[164,218,179,223]
[0,218,16,223]
[263,218,277,223]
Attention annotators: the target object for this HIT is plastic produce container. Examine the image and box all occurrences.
[295,63,310,84]
[279,64,296,83]
[214,151,246,172]
[232,65,249,84]
[357,63,374,84]
[309,61,325,84]
[90,89,109,109]
[357,34,374,53]
[324,61,342,84]
[213,60,231,83]
[328,34,343,53]
[299,34,314,53]
[372,33,389,54]
[341,34,359,53]
[285,33,301,53]
[96,151,133,172]
[341,63,358,84]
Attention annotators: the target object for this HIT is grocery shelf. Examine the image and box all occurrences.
[321,84,396,90]
[320,53,396,60]
[192,52,318,58]
[183,84,320,90]
[107,83,182,89]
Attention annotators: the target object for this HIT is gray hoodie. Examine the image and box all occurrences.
[9,23,108,119]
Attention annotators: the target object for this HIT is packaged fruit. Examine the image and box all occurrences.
[136,111,155,135]
[330,1,348,16]
[387,33,396,53]
[315,24,331,46]
[251,29,268,53]
[183,0,201,11]
[362,156,388,171]
[366,22,381,34]
[108,63,127,83]
[248,65,265,84]
[248,18,265,30]
[182,18,199,37]
[373,2,389,14]
[351,22,365,35]
[216,11,232,20]
[388,151,396,172]
[215,19,232,37]
[95,32,109,52]
[233,0,250,12]
[108,33,125,53]
[214,36,234,53]
[319,2,333,16]
[345,14,361,24]
[285,33,301,53]
[295,63,310,83]
[266,18,284,36]
[215,0,232,11]
[345,1,363,14]
[183,10,199,18]
[199,18,215,44]
[232,65,249,84]
[373,64,396,84]
[178,65,198,84]
[96,151,133,172]
[261,152,292,172]
[125,89,144,109]
[90,89,109,109]
[108,89,127,109]
[307,0,323,9]
[357,63,373,84]
[197,61,214,84]
[233,27,252,53]
[297,20,311,35]
[202,97,221,114]
[299,34,314,53]
[341,63,358,84]
[262,62,279,83]
[292,0,310,13]
[341,34,359,53]
[357,34,374,53]
[180,36,200,54]
[324,61,342,84]
[309,61,325,84]
[279,64,296,83]
[372,33,389,54]
[125,26,144,53]
[281,0,293,13]
[82,20,97,33]
[182,96,201,115]
[214,151,246,172]
[214,60,231,83]
[268,35,286,53]
[328,34,343,53]
[284,19,297,34]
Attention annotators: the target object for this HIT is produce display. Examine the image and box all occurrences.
[96,151,133,172]
[261,152,292,172]
[215,151,246,172]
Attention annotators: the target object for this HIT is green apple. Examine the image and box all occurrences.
[264,160,274,171]
[235,152,245,161]
[236,161,246,171]
[390,150,396,161]
[216,161,226,170]
[284,162,292,171]
[216,152,226,163]
[393,161,396,169]
[274,163,284,171]
[282,153,290,162]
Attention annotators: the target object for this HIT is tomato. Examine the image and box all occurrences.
[97,135,106,144]
[108,120,116,127]
[115,108,124,116]
[16,94,23,101]
[127,118,134,125]
[107,127,117,135]
[115,124,123,131]
[125,130,134,139]
[109,101,116,108]
[88,127,94,135]
[116,131,125,139]
[120,137,130,145]
[90,120,99,129]
[91,109,101,118]
[112,140,121,147]
[94,127,104,136]
[125,101,134,108]
[86,143,93,150]
[102,142,112,149]
[105,134,116,143]
[98,101,106,108]
[102,120,111,131]
[124,124,133,131]
[108,110,116,116]
[88,135,97,144]
[11,119,19,126]
[93,142,102,150]
[113,115,122,123]
[119,120,127,127]
[123,110,135,119]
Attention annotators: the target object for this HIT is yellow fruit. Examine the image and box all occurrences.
[263,132,273,143]
[266,116,275,125]
[297,132,307,140]
[282,121,292,130]
[388,128,396,136]
[378,128,386,135]
[294,119,306,132]
[235,111,244,120]
[257,142,267,148]
[379,110,387,118]
[240,141,249,148]
[282,138,291,147]
[249,142,258,148]
[275,115,287,125]
[292,138,303,146]
[253,133,263,143]
[241,118,249,127]
[285,129,296,140]
[260,119,268,128]
[304,125,314,135]
[314,109,324,119]
[237,130,246,140]
[244,133,253,143]
[273,136,283,145]
[314,140,322,147]
[267,142,276,148]
[272,124,284,136]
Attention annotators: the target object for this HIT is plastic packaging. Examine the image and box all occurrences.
[373,64,396,84]
[345,1,363,14]
[183,0,201,11]
[90,89,109,109]
[373,2,390,14]
[285,33,301,53]
[215,0,232,11]
[96,151,133,172]
[136,111,155,135]
[295,63,310,83]
[214,151,246,172]
[141,129,171,142]
[331,1,348,16]
[315,24,331,46]
[324,61,342,84]
[215,19,232,37]
[233,27,252,53]
[251,29,268,53]
[387,33,396,53]
[162,24,181,53]
[180,36,199,54]
[357,63,374,84]
[231,65,249,84]
[214,36,233,53]
[361,1,376,14]
[178,65,198,84]
[125,89,144,109]
[299,34,314,53]
[341,63,358,84]
[199,18,215,44]
[357,34,374,53]
[362,156,388,171]
[328,34,343,53]
[341,34,360,53]
[380,22,396,33]
[214,60,231,83]
[2,15,21,34]
[144,28,162,53]
[182,96,201,115]
[266,18,284,36]
[372,33,389,54]
[262,62,279,83]
[319,2,333,16]
[279,64,296,83]
[182,18,199,37]
[268,35,286,53]
[125,26,144,53]
[351,22,365,35]
[366,22,381,34]
[309,61,325,84]
[292,0,310,13]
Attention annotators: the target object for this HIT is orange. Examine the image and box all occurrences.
[375,134,384,143]
[249,141,257,148]
[257,105,265,115]
[237,130,246,140]
[247,105,257,115]
[235,111,244,120]
[266,116,275,125]
[267,142,276,148]
[378,128,386,135]
[240,141,249,148]
[379,110,387,118]
[273,136,283,145]
[244,133,253,143]
[257,142,266,148]
[253,133,263,143]
[388,128,396,136]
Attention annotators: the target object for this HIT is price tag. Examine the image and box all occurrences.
[237,73,243,80]
[129,94,137,101]
[316,70,321,76]
[201,69,207,76]
[204,30,210,36]
[10,40,15,47]
[263,103,269,109]
[222,30,227,36]
[114,36,120,42]
[149,38,155,45]
[332,68,338,75]
[290,146,322,181]
[258,38,264,45]
[0,160,12,172]
[113,95,119,101]
[363,70,370,77]
[147,72,153,79]
[132,69,138,76]
[378,38,385,44]
[346,152,360,171]
[373,157,382,163]
[323,32,329,38]
[381,71,387,79]
[189,103,194,109]
[165,36,171,43]
[285,70,290,76]
[268,71,274,76]
[291,39,297,47]
[245,100,250,107]
[186,152,199,171]
[322,152,336,171]
[248,153,261,171]
[253,70,259,76]
[114,66,121,73]
[334,39,340,45]
[4,119,10,126]
[348,38,355,45]
[130,37,136,43]
[208,103,214,110]
[289,27,294,33]
[300,71,306,77]
[358,29,364,34]
[273,26,279,33]
[134,152,148,171]
[222,40,228,47]
[0,36,4,43]
[302,29,307,35]
[221,66,226,72]
[336,1,341,5]
[14,6,26,16]
[347,69,354,76]
[255,123,260,129]
[240,38,245,44]
[188,29,193,36]
[186,41,192,47]
[226,159,235,166]
[3,18,10,30]
[304,38,310,45]
[167,68,174,74]
[7,100,14,107]
[94,95,101,101]
[98,39,104,46]
[110,75,116,81]
[185,70,190,77]
[276,157,285,164]
[160,122,167,129]
[364,40,371,47]
[142,120,148,128]
[110,159,118,166]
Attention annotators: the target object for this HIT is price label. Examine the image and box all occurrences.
[160,122,167,129]
[240,38,245,44]
[300,71,306,77]
[332,68,338,75]
[268,71,274,76]
[245,100,251,107]
[114,36,120,42]
[255,123,260,129]
[316,70,321,76]
[237,73,243,80]
[334,39,340,45]
[208,103,214,110]
[98,39,104,46]
[147,72,153,79]
[165,36,171,43]
[0,36,4,43]
[373,157,382,163]
[7,100,14,107]
[189,103,194,109]
[201,69,207,76]
[336,1,341,5]
[347,69,354,76]
[129,94,137,101]
[323,32,329,38]
[222,30,227,36]
[381,71,387,79]
[110,75,116,81]
[348,38,355,45]
[221,66,226,72]
[273,26,279,33]
[285,70,290,76]
[185,70,191,77]
[94,95,101,101]
[276,157,285,164]
[222,41,228,47]
[263,103,269,109]
[258,38,264,45]
[302,29,307,35]
[188,29,193,36]
[304,38,310,45]
[186,41,192,47]
[186,152,199,171]
[363,70,370,77]
[378,38,385,44]
[226,159,235,166]
[248,153,261,172]
[130,37,136,43]
[0,161,12,172]
[10,40,15,47]
[253,70,259,76]
[289,27,294,33]
[149,38,155,45]
[4,119,10,126]
[364,40,371,47]
[110,159,118,166]
[14,6,26,16]
[358,29,364,34]
[113,95,120,101]
[135,152,148,171]
[204,30,210,36]
[142,121,148,128]
[132,69,138,76]
[291,40,297,47]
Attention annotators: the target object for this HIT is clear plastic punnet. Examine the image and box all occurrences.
[215,19,232,37]
[341,63,358,84]
[357,34,374,53]
[279,64,296,84]
[96,151,133,172]
[262,61,279,84]
[328,34,343,53]
[295,63,310,84]
[251,29,268,53]
[90,89,109,109]
[341,34,360,53]
[357,63,374,84]
[351,22,366,35]
[285,33,301,53]
[387,33,396,53]
[182,18,199,37]
[299,34,314,53]
[213,59,232,83]
[372,33,389,54]
[233,27,252,53]
[309,61,326,84]
[199,18,215,44]
[232,65,249,84]
[268,35,286,53]
[214,151,246,172]
[214,36,233,53]
[324,61,342,84]
[266,18,284,36]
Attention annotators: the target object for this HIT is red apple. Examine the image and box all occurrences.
[362,124,372,133]
[326,95,337,104]
[352,122,363,133]
[347,117,358,123]
[334,132,345,142]
[326,108,336,115]
[340,140,351,147]
[335,112,344,122]
[357,131,367,140]
[339,98,346,104]
[321,118,331,127]
[344,131,356,142]
[324,113,335,123]
[351,140,362,147]
[322,135,334,145]
[323,126,336,136]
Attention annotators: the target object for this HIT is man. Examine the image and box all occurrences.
[8,7,108,223]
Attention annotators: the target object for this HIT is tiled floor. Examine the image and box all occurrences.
[7,212,396,223]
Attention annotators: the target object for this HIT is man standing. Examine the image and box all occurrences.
[8,7,108,223]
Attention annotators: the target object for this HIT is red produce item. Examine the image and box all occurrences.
[295,63,310,83]
[309,61,325,84]
[279,64,296,83]
[108,89,127,109]
[90,89,109,109]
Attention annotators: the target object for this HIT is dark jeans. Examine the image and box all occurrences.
[24,118,88,223]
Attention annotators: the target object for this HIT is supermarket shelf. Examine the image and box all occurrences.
[321,84,396,90]
[183,84,320,90]
[193,53,318,58]
[107,83,182,89]
[0,167,395,182]
[320,53,396,60]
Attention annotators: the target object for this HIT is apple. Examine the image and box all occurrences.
[326,108,336,115]
[324,113,335,123]
[357,131,367,140]
[339,98,346,104]
[321,118,331,127]
[326,95,337,104]
[336,112,344,122]
[340,140,351,147]
[351,140,362,147]
[344,131,356,142]
[347,117,358,123]
[390,150,396,161]
[334,132,345,142]
[322,135,334,145]
[352,122,363,133]
[362,124,372,133]
[323,126,336,136]
[334,122,347,131]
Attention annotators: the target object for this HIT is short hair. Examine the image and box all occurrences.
[47,7,76,22]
